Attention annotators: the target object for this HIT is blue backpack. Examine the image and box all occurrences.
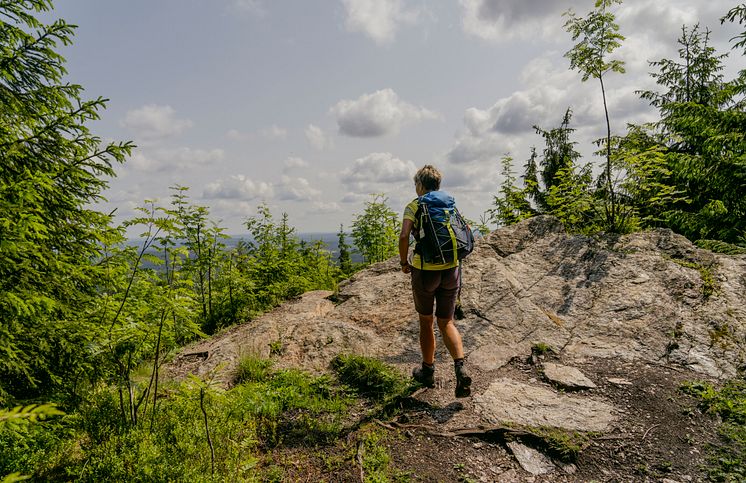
[413,191,474,265]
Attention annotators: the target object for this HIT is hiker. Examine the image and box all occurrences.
[399,165,472,398]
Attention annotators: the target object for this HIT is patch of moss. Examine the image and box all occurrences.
[667,257,718,299]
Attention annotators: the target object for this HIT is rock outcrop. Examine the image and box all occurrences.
[164,216,746,458]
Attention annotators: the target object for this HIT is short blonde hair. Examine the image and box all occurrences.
[413,165,442,191]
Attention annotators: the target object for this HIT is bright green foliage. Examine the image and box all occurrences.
[681,379,746,481]
[545,163,595,233]
[235,355,273,384]
[635,24,746,244]
[244,205,337,308]
[493,109,595,231]
[331,354,412,404]
[351,194,399,264]
[99,199,203,428]
[491,156,535,227]
[0,0,133,402]
[1,364,354,481]
[722,4,746,54]
[0,404,63,428]
[564,0,626,232]
[533,108,582,211]
[612,125,685,231]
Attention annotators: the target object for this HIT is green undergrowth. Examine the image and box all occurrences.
[681,379,746,481]
[332,354,415,405]
[695,240,746,256]
[1,354,412,482]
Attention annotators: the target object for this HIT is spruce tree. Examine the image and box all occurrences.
[0,1,132,401]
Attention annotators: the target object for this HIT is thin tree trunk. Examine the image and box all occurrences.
[599,74,617,231]
[200,387,216,476]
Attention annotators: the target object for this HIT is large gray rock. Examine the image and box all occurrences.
[506,442,555,475]
[473,378,617,432]
[461,217,746,378]
[542,362,597,389]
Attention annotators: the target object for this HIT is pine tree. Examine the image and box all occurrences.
[636,23,746,242]
[351,194,399,264]
[336,224,353,276]
[0,1,132,401]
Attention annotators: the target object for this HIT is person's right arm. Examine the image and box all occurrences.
[399,218,413,273]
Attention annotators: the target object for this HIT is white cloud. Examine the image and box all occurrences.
[125,147,225,172]
[447,53,656,165]
[340,152,417,193]
[283,156,309,172]
[226,124,287,142]
[460,0,572,42]
[121,104,193,140]
[341,0,420,44]
[276,176,322,202]
[203,174,274,200]
[331,88,441,137]
[305,124,333,150]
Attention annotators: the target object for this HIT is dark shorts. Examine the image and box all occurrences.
[410,267,460,319]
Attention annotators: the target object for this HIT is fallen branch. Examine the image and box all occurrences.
[356,440,365,483]
[373,419,533,439]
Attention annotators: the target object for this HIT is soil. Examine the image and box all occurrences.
[235,353,722,482]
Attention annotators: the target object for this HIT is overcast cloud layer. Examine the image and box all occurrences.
[49,0,744,234]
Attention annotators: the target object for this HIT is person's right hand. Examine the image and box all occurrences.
[401,263,411,274]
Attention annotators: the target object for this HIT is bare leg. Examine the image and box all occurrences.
[418,313,436,365]
[436,317,464,360]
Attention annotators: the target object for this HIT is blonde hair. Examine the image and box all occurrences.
[413,165,442,192]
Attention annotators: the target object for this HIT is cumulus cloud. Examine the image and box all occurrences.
[447,53,655,165]
[203,175,274,200]
[460,0,572,42]
[126,147,224,172]
[121,104,193,140]
[460,0,731,46]
[276,176,322,202]
[340,152,417,194]
[341,0,420,44]
[305,124,333,150]
[331,88,441,137]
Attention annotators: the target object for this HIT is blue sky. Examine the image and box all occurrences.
[46,0,743,234]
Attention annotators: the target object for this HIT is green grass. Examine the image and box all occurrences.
[331,354,413,403]
[681,379,746,481]
[235,355,273,383]
[1,357,356,482]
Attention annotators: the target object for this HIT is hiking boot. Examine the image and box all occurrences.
[412,364,435,388]
[455,364,472,398]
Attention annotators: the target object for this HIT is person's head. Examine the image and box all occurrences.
[413,165,442,196]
